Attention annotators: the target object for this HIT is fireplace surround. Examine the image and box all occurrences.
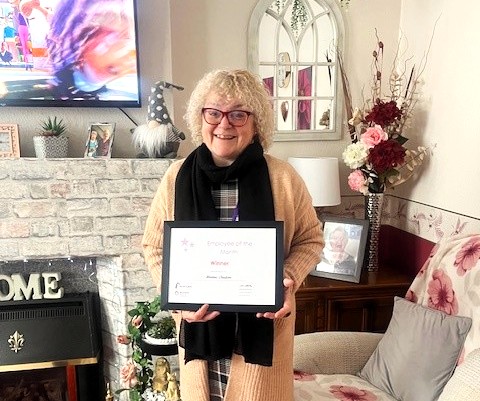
[0,157,173,394]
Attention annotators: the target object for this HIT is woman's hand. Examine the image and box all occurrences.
[179,304,220,323]
[256,278,293,320]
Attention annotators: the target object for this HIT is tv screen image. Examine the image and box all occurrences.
[0,0,141,108]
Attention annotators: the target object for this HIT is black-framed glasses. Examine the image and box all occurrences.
[201,108,253,127]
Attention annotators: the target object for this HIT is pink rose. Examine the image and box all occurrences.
[120,361,138,388]
[360,125,388,148]
[347,170,369,195]
[131,315,143,328]
[117,335,131,345]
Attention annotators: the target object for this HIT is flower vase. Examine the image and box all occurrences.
[364,193,385,272]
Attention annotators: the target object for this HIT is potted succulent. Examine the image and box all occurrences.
[33,116,68,158]
[144,315,176,345]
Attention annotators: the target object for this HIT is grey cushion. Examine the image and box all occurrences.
[358,297,472,401]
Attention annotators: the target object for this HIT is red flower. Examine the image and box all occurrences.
[368,139,406,173]
[427,269,458,315]
[364,100,402,127]
[454,236,480,276]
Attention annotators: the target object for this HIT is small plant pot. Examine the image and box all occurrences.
[33,136,68,158]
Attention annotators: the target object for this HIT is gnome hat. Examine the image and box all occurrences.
[147,81,184,129]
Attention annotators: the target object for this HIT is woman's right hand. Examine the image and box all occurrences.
[179,304,220,323]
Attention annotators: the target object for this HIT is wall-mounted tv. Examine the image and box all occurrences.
[0,0,141,108]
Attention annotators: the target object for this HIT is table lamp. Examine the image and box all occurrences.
[287,157,341,208]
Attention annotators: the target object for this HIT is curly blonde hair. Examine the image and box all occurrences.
[184,69,274,150]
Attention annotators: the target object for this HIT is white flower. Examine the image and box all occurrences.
[342,142,369,169]
[142,387,167,401]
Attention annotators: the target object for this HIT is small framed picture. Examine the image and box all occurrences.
[312,215,369,283]
[0,124,20,158]
[84,123,115,158]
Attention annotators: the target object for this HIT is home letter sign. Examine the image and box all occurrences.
[0,272,64,301]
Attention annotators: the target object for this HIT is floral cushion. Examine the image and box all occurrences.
[406,233,480,362]
[294,371,397,401]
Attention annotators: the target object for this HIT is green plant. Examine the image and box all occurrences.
[116,296,163,401]
[146,316,176,339]
[39,116,67,137]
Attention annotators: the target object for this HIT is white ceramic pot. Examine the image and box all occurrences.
[33,136,68,158]
[143,333,177,345]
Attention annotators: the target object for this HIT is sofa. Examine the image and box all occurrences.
[293,233,480,401]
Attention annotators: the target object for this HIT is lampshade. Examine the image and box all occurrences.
[288,157,341,207]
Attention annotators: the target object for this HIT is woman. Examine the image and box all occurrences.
[142,69,324,401]
[319,226,356,275]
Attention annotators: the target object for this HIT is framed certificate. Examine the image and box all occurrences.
[161,221,284,313]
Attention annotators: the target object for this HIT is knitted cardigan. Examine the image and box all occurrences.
[142,154,324,401]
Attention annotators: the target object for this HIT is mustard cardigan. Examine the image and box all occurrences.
[142,154,324,401]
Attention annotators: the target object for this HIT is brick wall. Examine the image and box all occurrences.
[0,158,172,260]
[0,157,174,392]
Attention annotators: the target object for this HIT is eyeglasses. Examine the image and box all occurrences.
[201,108,253,127]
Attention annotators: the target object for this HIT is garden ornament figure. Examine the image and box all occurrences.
[132,80,186,158]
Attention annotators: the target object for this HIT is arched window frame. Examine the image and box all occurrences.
[248,0,346,141]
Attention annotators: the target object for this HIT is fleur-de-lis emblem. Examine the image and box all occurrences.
[8,331,25,353]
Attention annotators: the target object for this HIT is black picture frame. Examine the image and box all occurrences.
[312,215,369,283]
[161,220,284,312]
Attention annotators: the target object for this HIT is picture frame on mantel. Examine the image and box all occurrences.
[312,215,369,283]
[84,123,115,158]
[0,124,20,158]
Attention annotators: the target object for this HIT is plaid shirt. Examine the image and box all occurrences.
[208,179,238,400]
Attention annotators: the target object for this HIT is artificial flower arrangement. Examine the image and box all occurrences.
[340,32,429,195]
[116,296,178,401]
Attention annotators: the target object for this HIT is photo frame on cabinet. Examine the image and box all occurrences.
[312,215,369,283]
[0,124,20,158]
[84,123,115,158]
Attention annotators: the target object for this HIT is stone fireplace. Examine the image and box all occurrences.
[0,157,173,394]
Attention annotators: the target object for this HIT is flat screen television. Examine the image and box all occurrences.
[0,0,141,108]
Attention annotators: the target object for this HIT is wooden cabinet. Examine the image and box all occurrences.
[295,268,412,334]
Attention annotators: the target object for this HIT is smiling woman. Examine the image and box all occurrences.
[141,68,324,401]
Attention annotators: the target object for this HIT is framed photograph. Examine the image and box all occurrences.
[84,123,115,158]
[312,215,369,283]
[0,124,20,158]
[161,220,284,313]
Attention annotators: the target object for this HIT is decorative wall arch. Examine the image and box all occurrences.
[248,0,346,141]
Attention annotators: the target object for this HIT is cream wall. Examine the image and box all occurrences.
[395,0,480,220]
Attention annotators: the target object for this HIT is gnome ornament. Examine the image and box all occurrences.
[132,80,186,158]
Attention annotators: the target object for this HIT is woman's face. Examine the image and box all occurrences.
[329,230,348,252]
[201,93,255,167]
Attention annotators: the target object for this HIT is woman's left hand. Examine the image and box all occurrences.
[256,278,293,320]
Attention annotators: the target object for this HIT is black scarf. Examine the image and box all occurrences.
[174,141,275,366]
